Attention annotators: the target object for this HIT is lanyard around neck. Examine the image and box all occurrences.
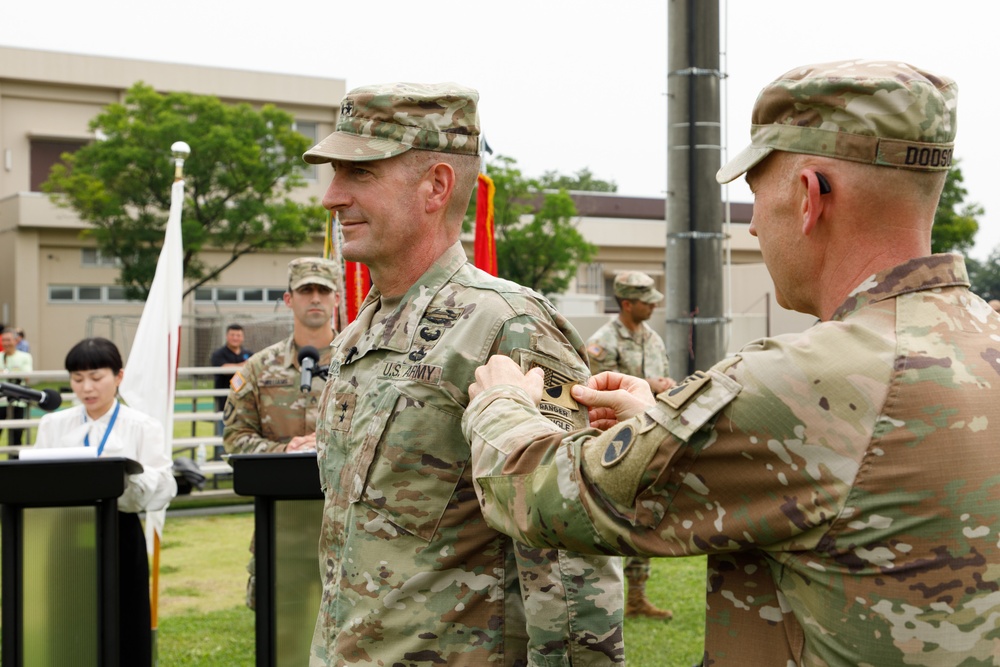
[84,401,121,456]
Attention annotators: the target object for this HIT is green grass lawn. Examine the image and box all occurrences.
[2,512,706,666]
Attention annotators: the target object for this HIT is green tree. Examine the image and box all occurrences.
[538,167,618,193]
[966,252,1000,302]
[43,82,326,299]
[469,155,599,295]
[932,162,982,254]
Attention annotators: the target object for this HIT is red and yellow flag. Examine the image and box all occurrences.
[474,172,497,276]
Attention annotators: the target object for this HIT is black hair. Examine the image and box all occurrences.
[65,337,124,374]
[226,324,245,332]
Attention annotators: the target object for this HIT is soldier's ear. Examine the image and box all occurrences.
[423,162,455,215]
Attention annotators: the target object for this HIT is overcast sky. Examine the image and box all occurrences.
[3,1,996,258]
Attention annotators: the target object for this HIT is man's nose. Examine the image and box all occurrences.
[322,170,350,211]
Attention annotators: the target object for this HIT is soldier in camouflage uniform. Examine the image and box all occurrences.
[587,271,674,619]
[224,257,339,608]
[303,82,624,665]
[463,61,1000,666]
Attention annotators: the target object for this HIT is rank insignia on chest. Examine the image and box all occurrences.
[330,393,356,432]
[662,370,711,410]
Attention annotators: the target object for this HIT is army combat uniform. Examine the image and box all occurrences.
[588,319,669,381]
[588,316,670,615]
[224,334,332,454]
[311,243,624,666]
[224,333,333,609]
[465,254,1000,666]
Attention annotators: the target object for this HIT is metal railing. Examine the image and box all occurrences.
[0,367,235,474]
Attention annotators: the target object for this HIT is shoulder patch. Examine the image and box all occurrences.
[649,368,742,442]
[230,371,246,392]
[662,370,711,410]
[587,342,606,360]
[601,425,634,467]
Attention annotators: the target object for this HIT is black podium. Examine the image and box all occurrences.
[230,452,323,667]
[0,457,141,667]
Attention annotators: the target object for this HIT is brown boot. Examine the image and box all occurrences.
[625,577,673,619]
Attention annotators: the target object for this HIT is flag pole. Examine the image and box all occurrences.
[147,140,189,665]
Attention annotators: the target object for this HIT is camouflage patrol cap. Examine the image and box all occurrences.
[287,257,338,291]
[614,272,663,304]
[302,82,480,164]
[717,60,958,184]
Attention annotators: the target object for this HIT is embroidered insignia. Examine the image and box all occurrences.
[662,370,711,410]
[340,99,354,117]
[418,326,442,342]
[423,308,463,327]
[230,371,245,392]
[408,347,428,362]
[587,343,605,359]
[602,426,634,467]
[331,393,356,432]
[378,361,443,385]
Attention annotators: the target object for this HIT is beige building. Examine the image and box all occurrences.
[0,46,811,371]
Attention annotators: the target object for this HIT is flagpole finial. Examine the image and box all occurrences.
[171,141,191,181]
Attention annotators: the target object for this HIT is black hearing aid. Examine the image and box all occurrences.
[816,172,831,195]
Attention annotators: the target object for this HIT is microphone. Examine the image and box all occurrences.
[298,346,320,393]
[0,382,63,411]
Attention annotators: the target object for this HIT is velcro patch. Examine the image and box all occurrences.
[661,370,711,410]
[587,343,606,360]
[329,393,356,432]
[230,371,246,392]
[601,425,634,467]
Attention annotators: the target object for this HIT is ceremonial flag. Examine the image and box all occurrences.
[474,172,497,276]
[118,176,184,648]
[344,260,371,324]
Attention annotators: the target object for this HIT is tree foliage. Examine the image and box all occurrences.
[468,155,602,295]
[932,162,982,254]
[43,82,327,299]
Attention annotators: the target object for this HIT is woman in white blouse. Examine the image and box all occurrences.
[34,337,176,666]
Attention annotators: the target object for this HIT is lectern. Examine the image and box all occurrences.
[0,457,141,667]
[230,452,323,667]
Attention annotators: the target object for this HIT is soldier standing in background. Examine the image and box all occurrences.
[587,271,674,619]
[303,81,623,665]
[463,60,1000,666]
[224,257,338,608]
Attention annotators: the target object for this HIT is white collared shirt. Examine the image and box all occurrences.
[34,400,177,512]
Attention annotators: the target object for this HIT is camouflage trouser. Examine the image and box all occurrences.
[624,556,651,583]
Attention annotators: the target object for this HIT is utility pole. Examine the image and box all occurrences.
[665,0,726,377]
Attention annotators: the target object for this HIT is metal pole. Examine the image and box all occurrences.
[666,0,727,376]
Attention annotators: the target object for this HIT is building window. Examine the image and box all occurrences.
[81,248,121,267]
[30,139,88,192]
[295,121,319,182]
[48,285,134,303]
[193,287,286,304]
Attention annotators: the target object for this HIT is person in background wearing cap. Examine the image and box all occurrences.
[462,60,1000,666]
[587,271,675,620]
[224,257,339,610]
[303,82,623,665]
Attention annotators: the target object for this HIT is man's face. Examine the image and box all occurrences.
[626,299,655,323]
[226,329,244,351]
[1,333,15,353]
[284,283,336,331]
[321,153,427,269]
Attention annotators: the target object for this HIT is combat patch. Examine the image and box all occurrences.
[378,361,443,385]
[330,393,356,432]
[517,348,588,432]
[602,425,634,467]
[230,371,246,392]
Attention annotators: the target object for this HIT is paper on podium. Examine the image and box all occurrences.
[20,447,99,461]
